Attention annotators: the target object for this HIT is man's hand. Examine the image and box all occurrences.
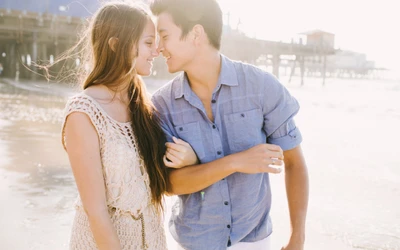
[163,137,198,168]
[231,143,284,174]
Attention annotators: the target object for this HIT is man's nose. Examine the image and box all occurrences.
[156,42,164,54]
[152,48,159,57]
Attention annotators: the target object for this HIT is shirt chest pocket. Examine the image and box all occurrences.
[174,121,206,160]
[224,108,264,153]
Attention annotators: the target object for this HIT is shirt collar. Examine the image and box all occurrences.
[174,54,238,99]
[173,73,190,99]
[219,54,239,87]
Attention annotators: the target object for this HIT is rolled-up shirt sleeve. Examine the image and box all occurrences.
[262,73,302,151]
[267,119,302,151]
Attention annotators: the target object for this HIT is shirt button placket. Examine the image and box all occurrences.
[212,94,231,239]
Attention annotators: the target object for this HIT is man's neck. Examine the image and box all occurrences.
[185,50,221,93]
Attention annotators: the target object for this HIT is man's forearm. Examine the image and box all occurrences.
[284,146,309,243]
[168,143,286,195]
[168,155,236,195]
[285,163,309,241]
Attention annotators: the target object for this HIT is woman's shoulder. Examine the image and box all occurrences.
[61,88,110,150]
[66,86,109,109]
[82,85,111,100]
[65,92,95,111]
[64,91,108,123]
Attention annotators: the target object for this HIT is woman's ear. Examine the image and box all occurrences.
[108,37,119,52]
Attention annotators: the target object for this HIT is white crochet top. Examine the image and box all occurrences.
[61,93,167,250]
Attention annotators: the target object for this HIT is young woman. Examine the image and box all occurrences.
[61,2,196,249]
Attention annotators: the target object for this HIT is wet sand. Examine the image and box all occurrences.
[0,77,399,250]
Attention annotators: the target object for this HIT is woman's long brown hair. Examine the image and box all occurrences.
[49,2,170,212]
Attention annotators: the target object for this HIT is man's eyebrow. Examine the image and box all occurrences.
[158,28,167,34]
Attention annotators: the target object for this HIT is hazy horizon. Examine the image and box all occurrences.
[217,0,399,73]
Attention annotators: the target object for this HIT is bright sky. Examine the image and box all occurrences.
[217,0,400,71]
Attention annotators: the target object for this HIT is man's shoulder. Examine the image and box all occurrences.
[152,73,183,100]
[228,58,277,83]
[227,58,280,90]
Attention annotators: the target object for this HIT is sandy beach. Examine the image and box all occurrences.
[0,76,399,250]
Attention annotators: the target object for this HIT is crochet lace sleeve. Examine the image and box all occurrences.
[61,95,107,151]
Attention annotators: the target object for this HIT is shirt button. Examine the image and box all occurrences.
[179,127,183,131]
[211,100,216,103]
[241,113,245,117]
[212,125,216,129]
[224,201,229,205]
[217,151,222,155]
[227,225,231,229]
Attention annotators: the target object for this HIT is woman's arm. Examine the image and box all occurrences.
[64,112,121,250]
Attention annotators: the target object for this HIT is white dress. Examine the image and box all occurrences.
[61,93,167,250]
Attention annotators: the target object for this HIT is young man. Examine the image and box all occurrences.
[150,0,309,249]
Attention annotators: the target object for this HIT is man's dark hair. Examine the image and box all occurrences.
[150,0,223,50]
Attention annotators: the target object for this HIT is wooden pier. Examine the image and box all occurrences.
[0,8,84,80]
[221,30,336,85]
[0,7,338,84]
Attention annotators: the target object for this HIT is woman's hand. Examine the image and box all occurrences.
[163,137,199,168]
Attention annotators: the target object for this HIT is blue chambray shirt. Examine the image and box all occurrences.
[151,55,302,250]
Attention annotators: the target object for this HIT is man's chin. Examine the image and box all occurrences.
[167,67,179,74]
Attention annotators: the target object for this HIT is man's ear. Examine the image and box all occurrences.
[108,37,119,52]
[192,24,205,43]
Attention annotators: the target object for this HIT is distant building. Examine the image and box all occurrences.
[327,50,375,71]
[300,29,335,49]
[288,31,377,78]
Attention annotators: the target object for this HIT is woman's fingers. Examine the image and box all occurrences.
[172,136,190,146]
[163,155,175,168]
[166,147,184,160]
[165,142,186,153]
[163,154,181,168]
